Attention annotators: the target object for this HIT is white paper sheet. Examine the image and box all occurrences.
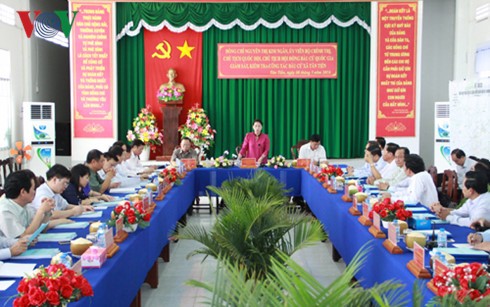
[53,222,89,229]
[73,211,102,219]
[109,187,138,194]
[13,248,60,259]
[37,232,77,242]
[0,280,16,291]
[0,262,36,278]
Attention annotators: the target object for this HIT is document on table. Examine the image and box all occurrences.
[93,200,120,207]
[53,222,89,229]
[13,248,60,259]
[27,222,49,245]
[110,187,138,194]
[0,262,36,278]
[94,206,107,211]
[37,232,77,242]
[436,247,489,256]
[73,211,103,219]
[407,207,430,212]
[0,280,16,291]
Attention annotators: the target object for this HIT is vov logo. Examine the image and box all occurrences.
[17,10,79,39]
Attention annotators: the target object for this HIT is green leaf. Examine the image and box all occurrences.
[475,275,488,293]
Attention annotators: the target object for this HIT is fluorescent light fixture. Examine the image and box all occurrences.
[476,3,490,22]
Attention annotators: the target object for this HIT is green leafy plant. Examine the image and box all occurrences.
[177,171,324,280]
[187,244,411,306]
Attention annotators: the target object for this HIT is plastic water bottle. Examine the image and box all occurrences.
[96,223,107,248]
[431,249,441,270]
[439,254,447,265]
[437,228,447,248]
[393,219,400,242]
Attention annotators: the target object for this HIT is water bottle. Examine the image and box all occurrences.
[437,228,447,248]
[439,254,447,265]
[96,223,107,248]
[393,219,400,242]
[431,249,441,271]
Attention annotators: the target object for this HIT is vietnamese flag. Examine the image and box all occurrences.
[144,28,202,156]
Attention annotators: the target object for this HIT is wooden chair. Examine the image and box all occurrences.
[290,140,309,160]
[440,169,459,203]
[427,165,438,187]
[0,157,14,187]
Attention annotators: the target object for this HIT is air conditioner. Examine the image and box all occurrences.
[434,102,451,171]
[23,102,56,177]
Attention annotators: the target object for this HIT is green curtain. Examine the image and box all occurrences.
[203,24,370,159]
[116,3,370,33]
[116,32,146,143]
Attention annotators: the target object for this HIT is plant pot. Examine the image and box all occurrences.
[140,146,150,161]
[381,220,391,229]
[123,224,138,233]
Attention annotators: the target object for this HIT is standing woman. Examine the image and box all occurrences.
[62,164,111,206]
[238,119,270,164]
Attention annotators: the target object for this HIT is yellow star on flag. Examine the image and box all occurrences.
[177,40,195,59]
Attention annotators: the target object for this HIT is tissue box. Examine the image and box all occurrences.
[408,217,431,230]
[81,246,107,268]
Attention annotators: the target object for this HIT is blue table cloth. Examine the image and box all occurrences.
[0,168,480,306]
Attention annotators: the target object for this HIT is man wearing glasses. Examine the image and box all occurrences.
[32,164,94,219]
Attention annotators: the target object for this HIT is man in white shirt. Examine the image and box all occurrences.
[0,170,57,239]
[347,145,386,178]
[451,149,476,189]
[32,164,93,219]
[432,171,490,227]
[388,154,438,207]
[298,134,327,166]
[122,140,156,177]
[367,142,399,184]
[0,236,27,260]
[376,147,410,191]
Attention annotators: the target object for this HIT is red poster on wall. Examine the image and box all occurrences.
[377,3,418,137]
[72,2,113,138]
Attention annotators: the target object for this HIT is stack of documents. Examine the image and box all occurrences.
[13,248,60,259]
[0,262,36,278]
[37,232,77,242]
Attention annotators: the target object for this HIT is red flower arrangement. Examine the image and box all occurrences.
[431,262,490,303]
[13,263,93,307]
[368,198,412,221]
[159,168,182,185]
[314,165,344,183]
[107,201,151,231]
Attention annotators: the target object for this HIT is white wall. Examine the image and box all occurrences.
[0,0,31,159]
[454,0,490,79]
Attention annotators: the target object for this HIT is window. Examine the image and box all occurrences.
[0,49,11,150]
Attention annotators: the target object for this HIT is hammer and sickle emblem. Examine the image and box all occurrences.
[152,40,171,59]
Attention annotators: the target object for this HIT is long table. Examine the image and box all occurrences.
[0,168,476,306]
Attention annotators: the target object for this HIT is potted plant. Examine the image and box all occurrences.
[107,201,151,233]
[369,198,412,228]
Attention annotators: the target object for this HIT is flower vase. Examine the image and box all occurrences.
[123,224,138,233]
[140,146,150,161]
[381,220,391,229]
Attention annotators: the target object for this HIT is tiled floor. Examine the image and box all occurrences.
[141,210,346,306]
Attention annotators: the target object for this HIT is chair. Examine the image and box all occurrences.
[290,140,309,160]
[440,169,459,203]
[0,157,14,187]
[427,165,438,187]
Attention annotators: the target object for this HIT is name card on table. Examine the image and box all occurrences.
[241,158,257,169]
[427,258,450,294]
[115,217,123,236]
[358,202,372,226]
[71,259,82,275]
[296,159,311,169]
[368,211,386,238]
[181,158,197,170]
[407,241,431,279]
[382,218,403,254]
[142,194,150,211]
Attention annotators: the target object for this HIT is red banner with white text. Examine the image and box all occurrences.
[144,28,203,154]
[377,3,417,137]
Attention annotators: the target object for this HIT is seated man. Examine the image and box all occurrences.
[0,236,27,260]
[0,170,59,239]
[86,149,119,194]
[122,139,156,176]
[375,147,410,190]
[347,145,386,178]
[171,137,198,166]
[367,142,399,183]
[387,154,438,207]
[298,134,327,166]
[431,171,490,227]
[32,164,93,219]
[451,148,476,189]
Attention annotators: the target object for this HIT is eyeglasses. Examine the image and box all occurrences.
[58,179,69,187]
